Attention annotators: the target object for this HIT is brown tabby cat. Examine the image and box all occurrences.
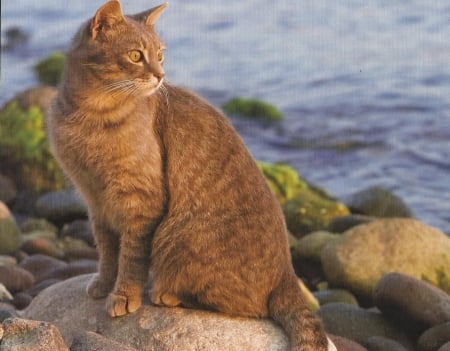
[47,1,335,350]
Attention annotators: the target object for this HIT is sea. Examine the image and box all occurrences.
[2,0,450,233]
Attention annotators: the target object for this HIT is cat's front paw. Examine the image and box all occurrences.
[86,273,114,299]
[106,291,142,317]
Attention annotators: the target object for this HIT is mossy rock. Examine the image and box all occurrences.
[222,97,283,121]
[34,51,66,86]
[0,101,66,192]
[257,162,349,238]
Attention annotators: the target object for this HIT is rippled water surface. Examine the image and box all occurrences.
[2,0,450,232]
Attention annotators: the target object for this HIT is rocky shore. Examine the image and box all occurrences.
[0,84,449,350]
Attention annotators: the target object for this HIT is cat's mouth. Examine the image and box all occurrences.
[136,77,164,97]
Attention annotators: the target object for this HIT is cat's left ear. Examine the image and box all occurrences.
[133,3,168,26]
[91,0,125,39]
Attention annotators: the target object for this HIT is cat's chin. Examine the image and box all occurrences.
[141,79,164,97]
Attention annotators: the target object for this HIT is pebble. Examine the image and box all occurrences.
[374,272,450,327]
[327,214,374,233]
[21,237,65,259]
[366,336,409,351]
[417,322,450,351]
[313,289,359,306]
[35,190,87,223]
[19,254,67,283]
[61,219,94,246]
[0,265,35,293]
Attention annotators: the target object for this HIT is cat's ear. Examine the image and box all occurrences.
[90,0,125,39]
[133,3,168,27]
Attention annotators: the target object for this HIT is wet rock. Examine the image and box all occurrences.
[1,317,69,351]
[374,273,450,327]
[292,231,338,262]
[0,265,35,293]
[344,186,413,218]
[19,254,67,283]
[317,303,414,349]
[71,331,139,351]
[321,219,450,301]
[313,289,359,306]
[327,214,374,233]
[417,322,450,351]
[0,203,22,255]
[24,274,292,351]
[35,190,87,223]
[0,174,17,204]
[366,336,409,351]
[61,219,94,246]
[328,334,368,351]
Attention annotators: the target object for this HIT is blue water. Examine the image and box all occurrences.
[2,0,450,233]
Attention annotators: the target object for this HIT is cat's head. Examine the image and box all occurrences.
[67,0,167,100]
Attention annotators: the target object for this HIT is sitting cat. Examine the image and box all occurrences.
[47,1,335,350]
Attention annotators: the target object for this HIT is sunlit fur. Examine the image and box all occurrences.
[47,1,334,350]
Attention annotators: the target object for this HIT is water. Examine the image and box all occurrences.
[2,0,450,233]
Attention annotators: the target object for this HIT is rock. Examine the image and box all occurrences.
[12,85,57,113]
[1,318,69,351]
[321,219,450,301]
[317,303,414,349]
[374,273,450,327]
[0,303,18,322]
[0,255,17,267]
[257,162,349,238]
[366,336,409,351]
[25,279,62,298]
[71,331,139,351]
[438,342,450,351]
[0,203,22,255]
[313,289,359,306]
[35,190,87,223]
[0,284,13,300]
[328,334,368,351]
[23,274,291,351]
[20,218,58,235]
[292,231,338,262]
[36,259,97,283]
[344,186,413,218]
[21,238,65,259]
[61,219,94,246]
[57,236,97,259]
[22,229,58,241]
[327,215,374,233]
[0,174,17,204]
[417,322,450,351]
[0,265,35,293]
[12,292,33,309]
[19,254,67,283]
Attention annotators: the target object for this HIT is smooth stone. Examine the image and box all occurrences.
[24,274,290,351]
[0,174,17,204]
[0,265,35,293]
[438,342,450,351]
[328,334,368,351]
[0,255,17,267]
[37,259,97,282]
[20,218,58,235]
[0,203,22,255]
[1,317,69,351]
[20,238,65,259]
[292,231,338,262]
[313,289,359,306]
[374,273,450,327]
[35,190,87,223]
[417,322,450,351]
[71,331,139,351]
[321,218,450,302]
[12,292,33,309]
[327,214,375,233]
[0,303,18,322]
[61,219,94,247]
[22,229,57,241]
[19,254,67,283]
[25,279,62,297]
[317,303,414,349]
[366,336,409,351]
[344,186,413,218]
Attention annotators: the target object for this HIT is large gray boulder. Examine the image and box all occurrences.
[23,274,290,351]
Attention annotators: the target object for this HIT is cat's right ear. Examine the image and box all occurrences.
[90,0,125,40]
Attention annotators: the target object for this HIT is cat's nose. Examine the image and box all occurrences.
[154,69,165,81]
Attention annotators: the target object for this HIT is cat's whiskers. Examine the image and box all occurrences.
[102,80,137,98]
[158,83,170,109]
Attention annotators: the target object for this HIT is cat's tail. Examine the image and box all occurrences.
[268,269,337,351]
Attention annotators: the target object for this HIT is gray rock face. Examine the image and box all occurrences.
[23,274,290,351]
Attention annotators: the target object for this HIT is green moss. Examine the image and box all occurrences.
[257,162,350,237]
[0,102,66,192]
[34,51,66,86]
[223,97,283,121]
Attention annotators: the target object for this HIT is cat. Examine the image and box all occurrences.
[47,1,336,350]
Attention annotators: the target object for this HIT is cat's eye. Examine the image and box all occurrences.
[157,49,165,62]
[129,50,143,63]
